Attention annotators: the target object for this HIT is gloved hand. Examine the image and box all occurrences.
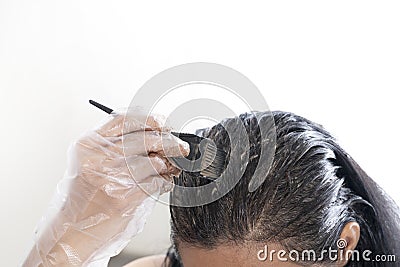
[23,110,189,267]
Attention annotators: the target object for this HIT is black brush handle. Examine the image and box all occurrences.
[89,100,114,114]
[89,100,203,161]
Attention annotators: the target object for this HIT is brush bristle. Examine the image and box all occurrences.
[200,143,226,179]
[169,132,227,179]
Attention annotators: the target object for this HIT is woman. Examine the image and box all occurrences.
[24,111,399,266]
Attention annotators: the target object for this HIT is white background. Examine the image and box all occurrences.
[1,1,399,266]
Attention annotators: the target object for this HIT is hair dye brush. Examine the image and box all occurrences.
[89,100,226,179]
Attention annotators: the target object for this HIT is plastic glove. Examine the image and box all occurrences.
[22,110,189,267]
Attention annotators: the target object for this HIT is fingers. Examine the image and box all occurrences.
[77,127,190,159]
[75,110,188,189]
[98,175,173,213]
[121,131,190,157]
[79,153,180,187]
[88,108,190,158]
[137,175,174,195]
[96,110,170,137]
[125,155,172,181]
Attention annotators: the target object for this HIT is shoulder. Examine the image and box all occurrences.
[123,254,167,267]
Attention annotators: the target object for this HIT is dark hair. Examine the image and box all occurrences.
[164,111,400,266]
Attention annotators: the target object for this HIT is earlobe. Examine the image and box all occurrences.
[337,221,360,266]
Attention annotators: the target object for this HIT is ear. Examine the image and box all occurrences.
[337,221,360,266]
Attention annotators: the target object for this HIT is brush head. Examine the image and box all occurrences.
[197,141,226,179]
[170,132,226,179]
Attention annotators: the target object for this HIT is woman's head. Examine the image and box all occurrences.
[167,111,400,266]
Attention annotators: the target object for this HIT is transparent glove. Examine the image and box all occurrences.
[22,110,189,267]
